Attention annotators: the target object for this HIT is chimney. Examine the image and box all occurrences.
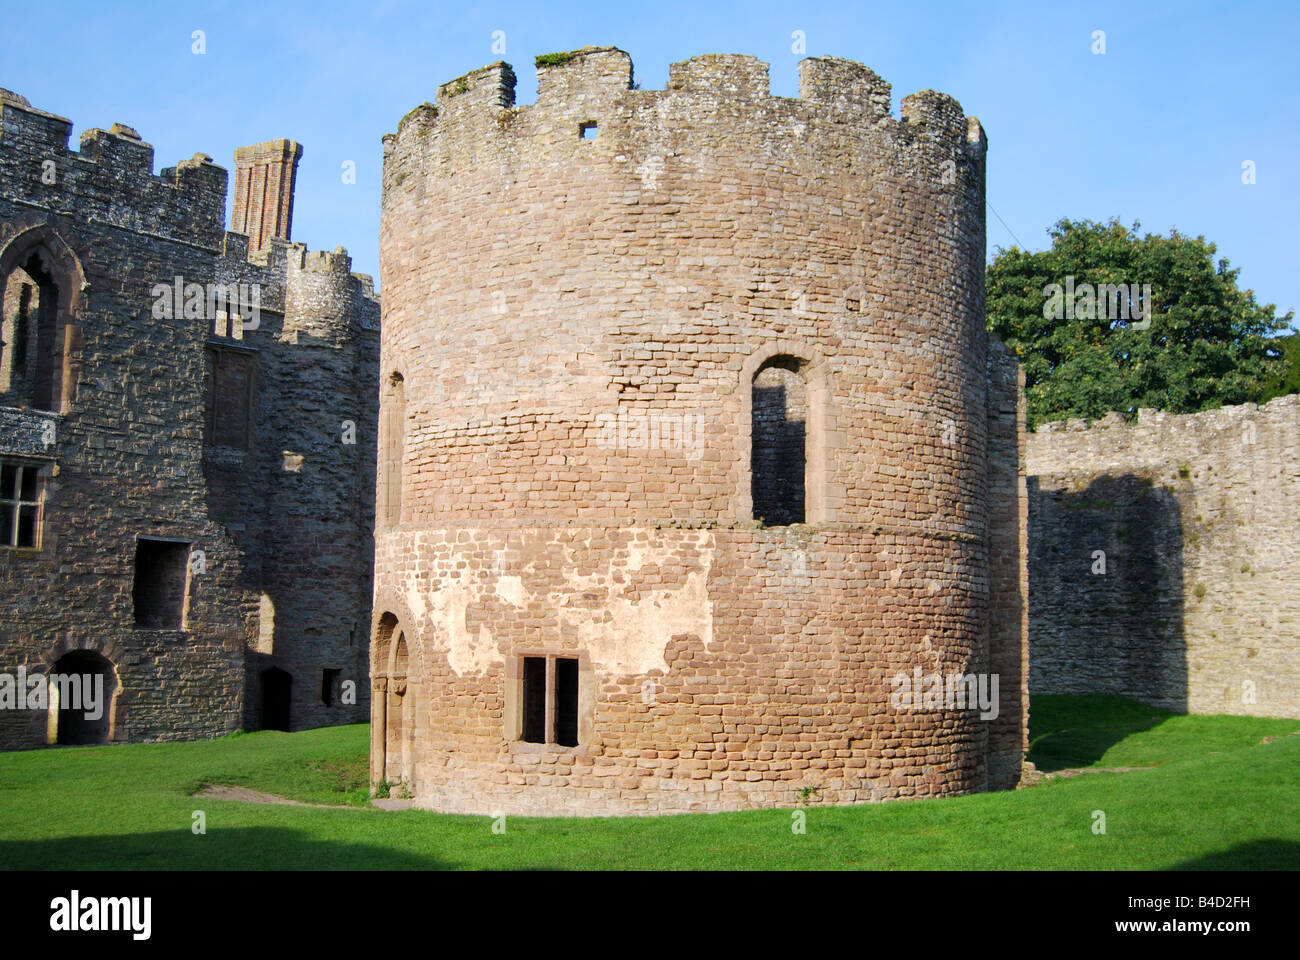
[230,139,303,251]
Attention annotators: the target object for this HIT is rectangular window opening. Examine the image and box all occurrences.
[580,122,598,140]
[133,537,191,629]
[321,668,341,706]
[204,347,253,450]
[554,657,579,747]
[521,656,547,744]
[0,461,43,549]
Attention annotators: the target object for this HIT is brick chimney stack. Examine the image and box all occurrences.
[230,139,302,251]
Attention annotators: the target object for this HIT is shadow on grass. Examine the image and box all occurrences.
[1028,694,1174,772]
[0,828,451,871]
[1168,840,1300,870]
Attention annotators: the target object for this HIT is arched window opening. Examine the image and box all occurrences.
[751,356,808,526]
[1,249,62,409]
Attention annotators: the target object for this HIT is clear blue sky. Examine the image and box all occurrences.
[2,0,1296,326]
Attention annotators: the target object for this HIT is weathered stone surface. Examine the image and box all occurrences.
[373,49,1028,816]
[0,91,379,748]
[1025,395,1300,719]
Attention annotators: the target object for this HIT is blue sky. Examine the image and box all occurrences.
[2,0,1296,326]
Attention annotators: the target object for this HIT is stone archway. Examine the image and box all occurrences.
[49,650,119,745]
[386,630,411,786]
[371,611,417,793]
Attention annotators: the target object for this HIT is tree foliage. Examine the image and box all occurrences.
[1258,331,1300,404]
[986,218,1293,429]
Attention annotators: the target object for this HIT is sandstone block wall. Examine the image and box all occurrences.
[1025,395,1300,718]
[0,88,379,748]
[375,48,1027,815]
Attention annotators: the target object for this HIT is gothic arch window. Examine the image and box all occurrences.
[0,231,85,413]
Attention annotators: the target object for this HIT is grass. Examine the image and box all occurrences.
[0,696,1297,870]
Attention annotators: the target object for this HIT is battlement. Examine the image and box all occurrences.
[0,88,378,306]
[1025,394,1300,477]
[385,50,986,184]
[538,46,632,102]
[667,53,768,97]
[797,57,891,119]
[0,89,227,246]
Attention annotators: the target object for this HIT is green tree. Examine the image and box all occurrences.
[986,218,1292,429]
[1258,331,1300,403]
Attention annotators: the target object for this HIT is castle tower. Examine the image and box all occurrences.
[230,139,302,251]
[374,48,1027,815]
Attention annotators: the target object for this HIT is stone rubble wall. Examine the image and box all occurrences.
[0,88,379,748]
[1025,395,1300,718]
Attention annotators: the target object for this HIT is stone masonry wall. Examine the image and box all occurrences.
[0,88,378,748]
[375,49,1026,816]
[1025,395,1300,718]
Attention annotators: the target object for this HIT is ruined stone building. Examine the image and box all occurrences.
[373,48,1029,815]
[0,88,379,748]
[1026,395,1300,719]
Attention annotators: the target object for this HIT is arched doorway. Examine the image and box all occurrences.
[387,631,410,785]
[260,667,292,731]
[50,650,118,745]
[371,613,415,791]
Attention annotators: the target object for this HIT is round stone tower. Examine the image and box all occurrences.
[374,47,1027,816]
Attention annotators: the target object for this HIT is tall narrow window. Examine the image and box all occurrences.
[204,347,254,449]
[751,356,807,525]
[521,656,547,743]
[321,668,341,706]
[0,461,43,549]
[554,658,579,747]
[1,252,61,409]
[381,372,405,525]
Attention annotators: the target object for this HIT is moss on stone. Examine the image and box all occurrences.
[535,46,616,68]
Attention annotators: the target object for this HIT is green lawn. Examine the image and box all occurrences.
[0,695,1296,870]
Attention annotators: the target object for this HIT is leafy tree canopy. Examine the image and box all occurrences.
[986,218,1294,429]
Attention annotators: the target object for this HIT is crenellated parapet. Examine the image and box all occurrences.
[0,88,378,326]
[0,89,228,248]
[383,49,986,195]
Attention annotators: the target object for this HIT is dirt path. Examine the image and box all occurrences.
[194,783,361,809]
[1042,766,1151,780]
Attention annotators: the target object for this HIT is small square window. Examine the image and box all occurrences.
[580,122,598,140]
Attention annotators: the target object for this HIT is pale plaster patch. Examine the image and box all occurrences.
[427,528,716,679]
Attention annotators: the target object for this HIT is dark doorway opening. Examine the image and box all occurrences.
[260,667,292,731]
[52,650,116,745]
